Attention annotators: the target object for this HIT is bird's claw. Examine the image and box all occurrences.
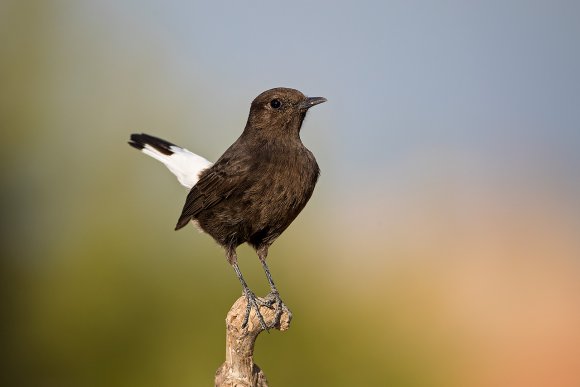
[265,291,286,327]
[241,290,269,331]
[241,290,288,332]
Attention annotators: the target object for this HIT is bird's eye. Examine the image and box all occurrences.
[270,99,282,109]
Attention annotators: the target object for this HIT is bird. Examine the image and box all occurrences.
[128,87,326,330]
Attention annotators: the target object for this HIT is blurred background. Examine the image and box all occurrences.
[1,1,579,386]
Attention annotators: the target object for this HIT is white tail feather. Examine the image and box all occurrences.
[141,144,213,188]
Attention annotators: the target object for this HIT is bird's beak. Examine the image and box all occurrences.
[300,96,327,110]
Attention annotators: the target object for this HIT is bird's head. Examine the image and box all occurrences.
[245,87,326,137]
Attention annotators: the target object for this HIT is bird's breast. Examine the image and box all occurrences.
[245,148,319,227]
[196,143,319,248]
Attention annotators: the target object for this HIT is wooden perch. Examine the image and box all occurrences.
[215,295,292,387]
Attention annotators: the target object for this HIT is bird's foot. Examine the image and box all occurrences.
[264,291,287,327]
[240,290,290,332]
[241,289,271,331]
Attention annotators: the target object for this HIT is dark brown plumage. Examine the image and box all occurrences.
[178,88,325,329]
[131,87,326,330]
[176,89,321,242]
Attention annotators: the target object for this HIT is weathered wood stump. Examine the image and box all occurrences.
[214,294,292,387]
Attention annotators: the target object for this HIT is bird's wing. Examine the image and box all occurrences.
[175,151,253,230]
[129,133,213,188]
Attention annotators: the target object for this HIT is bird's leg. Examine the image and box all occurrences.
[227,248,269,331]
[257,246,279,295]
[257,247,285,323]
[231,262,270,331]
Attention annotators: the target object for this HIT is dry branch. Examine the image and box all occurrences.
[215,295,292,387]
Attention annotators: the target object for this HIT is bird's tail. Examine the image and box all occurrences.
[129,133,213,188]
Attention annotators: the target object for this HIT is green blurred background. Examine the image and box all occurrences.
[2,1,579,386]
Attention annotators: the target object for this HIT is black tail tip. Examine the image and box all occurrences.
[128,139,144,150]
[128,133,175,155]
[128,133,148,150]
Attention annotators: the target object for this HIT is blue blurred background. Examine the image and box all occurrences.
[2,1,580,386]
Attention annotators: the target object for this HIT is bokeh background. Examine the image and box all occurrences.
[2,1,580,386]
